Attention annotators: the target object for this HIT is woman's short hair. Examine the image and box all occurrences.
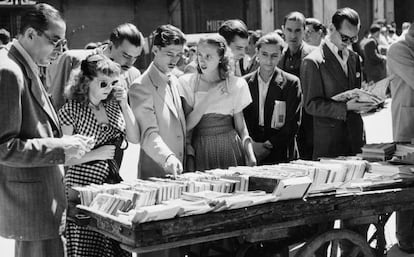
[196,34,231,80]
[256,32,286,51]
[152,24,186,48]
[306,17,327,36]
[65,53,121,104]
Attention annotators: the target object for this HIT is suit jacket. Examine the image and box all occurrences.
[129,63,186,179]
[301,42,364,159]
[363,37,387,82]
[387,28,414,142]
[47,46,141,110]
[244,68,302,164]
[0,45,67,240]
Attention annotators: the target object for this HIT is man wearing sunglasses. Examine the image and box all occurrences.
[47,23,144,111]
[301,8,376,255]
[0,4,93,257]
[301,7,375,160]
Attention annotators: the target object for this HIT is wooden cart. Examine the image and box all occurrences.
[77,182,414,257]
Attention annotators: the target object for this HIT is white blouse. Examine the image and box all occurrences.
[178,73,252,116]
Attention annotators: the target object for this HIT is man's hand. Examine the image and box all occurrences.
[164,154,183,178]
[346,98,376,113]
[62,134,94,163]
[252,141,271,163]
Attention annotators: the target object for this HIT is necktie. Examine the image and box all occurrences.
[338,50,343,59]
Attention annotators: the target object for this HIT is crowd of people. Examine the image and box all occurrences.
[1,2,414,257]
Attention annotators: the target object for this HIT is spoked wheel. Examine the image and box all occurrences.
[294,229,375,257]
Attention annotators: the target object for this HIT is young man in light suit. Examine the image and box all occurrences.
[129,25,186,180]
[244,32,302,164]
[388,21,414,254]
[0,4,92,257]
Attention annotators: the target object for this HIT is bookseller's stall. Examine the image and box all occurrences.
[72,143,414,257]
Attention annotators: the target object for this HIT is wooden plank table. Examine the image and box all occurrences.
[77,184,414,256]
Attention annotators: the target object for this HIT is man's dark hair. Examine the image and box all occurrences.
[0,28,10,44]
[256,32,285,51]
[152,24,186,48]
[110,23,143,48]
[369,23,381,34]
[283,12,306,28]
[332,7,360,30]
[19,3,63,34]
[218,19,248,45]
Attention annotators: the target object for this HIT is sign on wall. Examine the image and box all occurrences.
[0,0,36,5]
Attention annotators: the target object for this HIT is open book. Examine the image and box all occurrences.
[331,88,384,104]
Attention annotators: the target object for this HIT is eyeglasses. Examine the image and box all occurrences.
[338,31,358,44]
[37,30,67,48]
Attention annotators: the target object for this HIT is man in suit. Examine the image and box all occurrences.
[364,23,387,83]
[129,24,186,181]
[301,8,375,160]
[244,32,302,164]
[387,21,414,254]
[0,4,92,257]
[47,23,143,110]
[218,19,250,76]
[278,11,316,160]
[301,8,376,255]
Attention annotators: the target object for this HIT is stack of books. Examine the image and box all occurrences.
[360,143,396,161]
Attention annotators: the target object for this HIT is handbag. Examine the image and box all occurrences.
[91,133,128,184]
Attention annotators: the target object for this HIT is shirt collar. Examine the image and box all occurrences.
[152,62,171,83]
[325,37,349,60]
[13,39,40,76]
[286,43,303,57]
[258,67,276,85]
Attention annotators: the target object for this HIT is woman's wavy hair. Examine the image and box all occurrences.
[196,34,231,80]
[65,53,121,104]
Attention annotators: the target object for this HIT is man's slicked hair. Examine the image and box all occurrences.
[19,3,63,34]
[151,24,186,48]
[218,19,248,45]
[110,23,144,48]
[283,12,306,28]
[332,7,360,30]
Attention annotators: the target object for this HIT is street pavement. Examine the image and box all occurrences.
[1,99,413,256]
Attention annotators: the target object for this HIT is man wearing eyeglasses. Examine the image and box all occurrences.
[47,23,143,111]
[301,7,375,161]
[0,3,93,257]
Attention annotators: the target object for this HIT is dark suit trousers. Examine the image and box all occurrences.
[297,111,313,160]
[15,237,63,257]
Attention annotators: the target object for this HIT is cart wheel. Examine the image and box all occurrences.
[294,229,375,257]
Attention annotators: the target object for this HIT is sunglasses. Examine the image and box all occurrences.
[37,30,67,48]
[98,80,119,89]
[338,31,358,43]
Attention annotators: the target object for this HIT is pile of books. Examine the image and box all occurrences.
[360,143,396,161]
[74,159,371,224]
